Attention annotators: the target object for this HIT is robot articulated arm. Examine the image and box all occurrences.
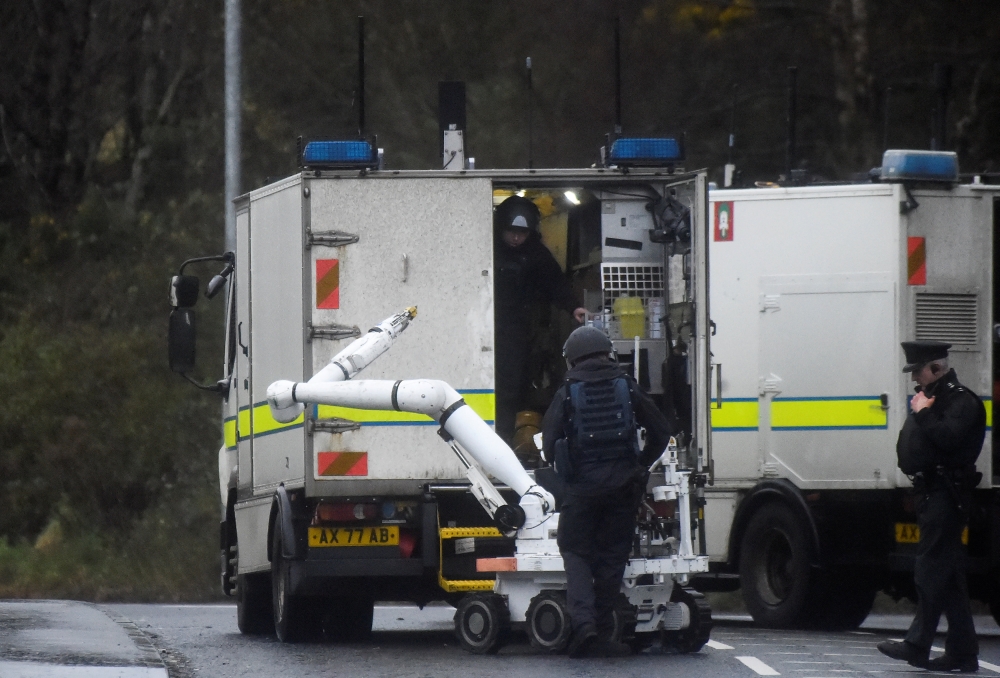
[265,306,554,536]
[267,379,555,535]
[270,306,417,424]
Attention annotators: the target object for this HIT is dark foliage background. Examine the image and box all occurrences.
[0,0,997,599]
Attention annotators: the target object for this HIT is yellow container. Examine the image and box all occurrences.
[614,296,646,339]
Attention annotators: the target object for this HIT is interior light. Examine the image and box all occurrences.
[564,191,580,205]
[516,190,526,197]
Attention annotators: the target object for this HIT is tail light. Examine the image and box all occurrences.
[315,502,377,523]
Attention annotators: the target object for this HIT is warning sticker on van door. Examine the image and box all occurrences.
[316,259,340,308]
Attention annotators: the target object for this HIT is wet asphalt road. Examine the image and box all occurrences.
[96,602,1000,678]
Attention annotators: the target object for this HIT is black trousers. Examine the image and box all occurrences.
[557,486,636,635]
[494,319,530,444]
[904,489,978,657]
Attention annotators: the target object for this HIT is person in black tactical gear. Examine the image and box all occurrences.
[541,326,673,658]
[878,341,985,673]
[494,195,587,444]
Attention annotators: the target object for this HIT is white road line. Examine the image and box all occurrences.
[980,659,1000,673]
[706,639,735,650]
[848,631,874,635]
[737,656,781,675]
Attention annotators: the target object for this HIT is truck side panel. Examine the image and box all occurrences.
[249,178,306,492]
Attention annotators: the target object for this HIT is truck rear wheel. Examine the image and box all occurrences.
[453,593,510,654]
[739,503,815,628]
[271,525,321,642]
[324,595,375,642]
[236,571,274,635]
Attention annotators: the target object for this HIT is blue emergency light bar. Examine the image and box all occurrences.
[880,150,958,183]
[608,137,684,166]
[302,140,377,168]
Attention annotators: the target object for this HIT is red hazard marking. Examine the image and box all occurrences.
[317,451,367,476]
[714,202,734,242]
[316,259,340,309]
[908,237,926,285]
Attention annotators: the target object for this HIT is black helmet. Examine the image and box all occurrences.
[495,195,540,232]
[563,326,613,365]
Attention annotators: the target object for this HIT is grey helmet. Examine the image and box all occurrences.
[562,326,613,365]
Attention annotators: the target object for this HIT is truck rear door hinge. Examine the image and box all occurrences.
[307,418,361,435]
[308,323,361,341]
[306,229,360,248]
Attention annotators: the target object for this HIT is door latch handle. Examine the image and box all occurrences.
[238,321,249,357]
[880,393,890,410]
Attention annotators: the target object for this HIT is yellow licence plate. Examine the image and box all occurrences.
[895,523,968,545]
[308,525,399,548]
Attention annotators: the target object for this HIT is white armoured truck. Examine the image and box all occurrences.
[266,307,711,654]
[166,153,715,646]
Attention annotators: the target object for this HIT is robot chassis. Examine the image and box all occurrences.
[267,308,712,655]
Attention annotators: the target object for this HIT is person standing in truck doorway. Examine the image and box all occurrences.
[493,194,587,445]
[878,341,985,673]
[542,326,673,658]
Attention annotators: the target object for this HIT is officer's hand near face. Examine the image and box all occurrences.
[911,391,936,413]
[573,308,587,324]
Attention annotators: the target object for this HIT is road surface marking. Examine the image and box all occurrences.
[737,656,780,675]
[979,659,1000,673]
[848,631,874,635]
[707,639,735,650]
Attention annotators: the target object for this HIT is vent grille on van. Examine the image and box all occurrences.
[915,293,978,345]
[602,265,664,307]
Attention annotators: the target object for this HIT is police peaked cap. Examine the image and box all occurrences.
[495,195,540,231]
[901,340,951,373]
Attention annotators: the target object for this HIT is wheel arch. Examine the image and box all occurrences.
[267,484,300,563]
[728,479,821,570]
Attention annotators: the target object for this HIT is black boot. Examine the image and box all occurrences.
[567,625,597,658]
[927,655,979,673]
[877,640,929,668]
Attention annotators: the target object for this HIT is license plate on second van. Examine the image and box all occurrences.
[308,525,399,547]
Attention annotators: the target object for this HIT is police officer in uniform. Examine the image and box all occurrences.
[541,326,673,657]
[878,341,985,673]
[493,195,586,444]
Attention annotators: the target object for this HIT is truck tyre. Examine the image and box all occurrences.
[811,571,876,630]
[526,590,571,652]
[236,571,274,635]
[739,503,815,628]
[271,524,319,642]
[661,586,713,653]
[453,593,510,654]
[324,595,375,642]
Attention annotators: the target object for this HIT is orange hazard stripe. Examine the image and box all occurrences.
[316,259,340,309]
[317,451,367,476]
[908,237,926,285]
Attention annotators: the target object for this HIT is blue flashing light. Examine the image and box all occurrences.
[302,140,375,166]
[609,137,684,165]
[880,150,958,183]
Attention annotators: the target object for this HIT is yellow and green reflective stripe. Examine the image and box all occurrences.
[223,390,495,449]
[985,398,993,429]
[317,390,495,426]
[771,397,887,430]
[710,399,758,431]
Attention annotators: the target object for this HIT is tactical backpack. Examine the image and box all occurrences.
[555,376,640,481]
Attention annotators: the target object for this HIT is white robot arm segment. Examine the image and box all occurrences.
[269,306,417,424]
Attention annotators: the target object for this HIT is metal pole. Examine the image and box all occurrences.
[358,16,365,137]
[224,0,242,254]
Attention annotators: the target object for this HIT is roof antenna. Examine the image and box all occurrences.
[614,16,623,137]
[526,57,534,169]
[785,66,798,184]
[357,16,365,138]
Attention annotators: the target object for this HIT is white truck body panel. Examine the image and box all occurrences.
[704,182,998,562]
